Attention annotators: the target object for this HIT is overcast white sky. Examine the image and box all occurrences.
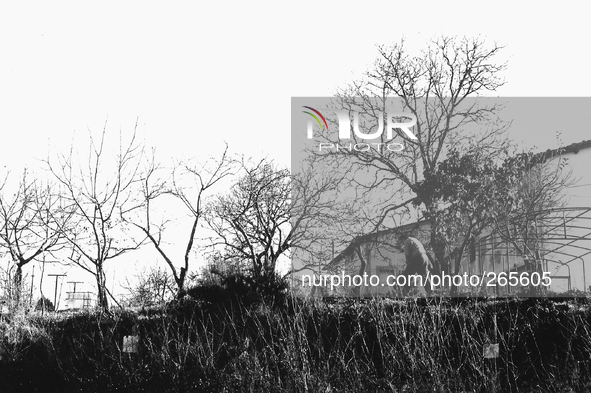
[1,2,590,171]
[1,1,590,303]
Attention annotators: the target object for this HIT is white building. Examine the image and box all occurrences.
[324,140,591,296]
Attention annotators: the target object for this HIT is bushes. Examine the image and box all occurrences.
[186,271,289,307]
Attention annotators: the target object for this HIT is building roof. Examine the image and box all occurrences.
[532,139,591,165]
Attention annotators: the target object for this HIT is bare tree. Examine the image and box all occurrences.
[205,158,292,278]
[202,156,349,283]
[46,124,144,310]
[0,170,68,306]
[313,36,510,272]
[122,145,235,297]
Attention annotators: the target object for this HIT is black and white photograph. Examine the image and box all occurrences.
[1,2,591,392]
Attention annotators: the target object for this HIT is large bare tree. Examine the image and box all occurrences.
[314,36,510,273]
[46,124,144,310]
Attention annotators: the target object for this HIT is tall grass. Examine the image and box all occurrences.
[1,297,591,392]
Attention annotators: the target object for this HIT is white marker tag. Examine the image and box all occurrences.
[123,335,139,353]
[483,343,499,359]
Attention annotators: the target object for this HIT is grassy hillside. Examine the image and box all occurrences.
[1,296,591,392]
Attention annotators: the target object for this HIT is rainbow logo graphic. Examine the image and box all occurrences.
[302,106,329,134]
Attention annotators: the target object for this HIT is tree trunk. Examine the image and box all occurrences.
[95,265,109,311]
[176,267,187,299]
[13,264,24,307]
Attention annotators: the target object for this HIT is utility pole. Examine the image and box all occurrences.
[47,273,66,311]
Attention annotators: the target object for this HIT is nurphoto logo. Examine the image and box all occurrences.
[302,106,418,152]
